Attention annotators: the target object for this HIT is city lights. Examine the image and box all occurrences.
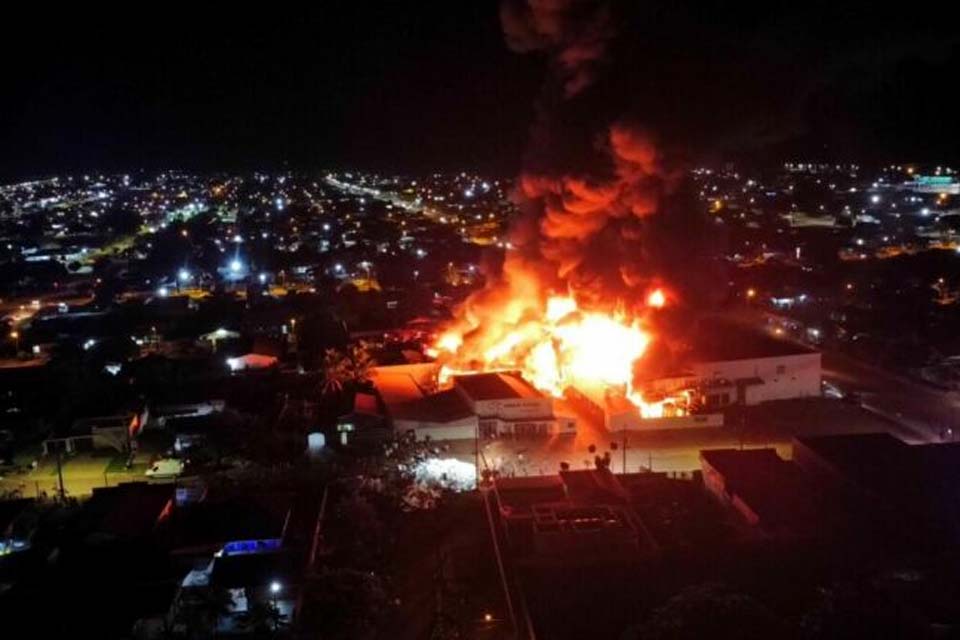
[1,7,959,638]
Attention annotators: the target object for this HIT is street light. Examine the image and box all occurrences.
[10,330,19,353]
[270,581,282,632]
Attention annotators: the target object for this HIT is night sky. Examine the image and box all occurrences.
[2,1,959,181]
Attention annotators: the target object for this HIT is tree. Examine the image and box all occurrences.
[336,492,387,569]
[175,586,234,639]
[320,341,373,397]
[800,582,930,640]
[239,600,287,637]
[299,568,387,640]
[627,583,783,640]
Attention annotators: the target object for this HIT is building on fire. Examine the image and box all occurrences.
[365,365,576,441]
[569,324,821,432]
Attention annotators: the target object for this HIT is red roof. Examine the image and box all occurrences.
[354,392,379,415]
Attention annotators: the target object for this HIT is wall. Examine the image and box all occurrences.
[701,457,760,526]
[607,410,723,432]
[691,352,821,405]
[470,396,554,421]
[481,416,577,437]
[394,415,478,442]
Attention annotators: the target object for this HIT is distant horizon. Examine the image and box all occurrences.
[6,157,960,187]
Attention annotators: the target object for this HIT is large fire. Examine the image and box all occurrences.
[428,290,675,418]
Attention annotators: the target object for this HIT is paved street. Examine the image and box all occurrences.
[821,350,960,443]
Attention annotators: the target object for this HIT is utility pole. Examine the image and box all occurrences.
[739,412,746,450]
[622,432,627,474]
[56,450,66,502]
[474,422,480,488]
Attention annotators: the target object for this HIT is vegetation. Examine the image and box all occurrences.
[320,341,374,397]
[299,568,388,640]
[627,583,783,640]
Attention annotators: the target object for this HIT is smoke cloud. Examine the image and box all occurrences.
[500,0,615,97]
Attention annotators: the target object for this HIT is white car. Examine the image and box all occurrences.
[145,458,184,479]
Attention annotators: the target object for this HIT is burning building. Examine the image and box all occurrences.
[415,1,819,434]
[418,2,719,431]
[368,365,576,441]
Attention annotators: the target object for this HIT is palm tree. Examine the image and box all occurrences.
[239,600,287,636]
[321,342,373,397]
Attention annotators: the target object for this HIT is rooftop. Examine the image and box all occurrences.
[701,447,823,532]
[158,492,293,553]
[80,482,174,539]
[794,432,909,486]
[691,321,816,362]
[390,388,475,424]
[370,364,436,406]
[454,371,543,401]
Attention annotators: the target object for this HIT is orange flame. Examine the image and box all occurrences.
[647,288,666,309]
[432,294,667,414]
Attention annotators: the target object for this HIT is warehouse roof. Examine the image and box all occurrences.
[691,322,816,362]
[390,389,475,424]
[454,372,543,401]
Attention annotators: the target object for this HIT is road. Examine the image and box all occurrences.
[732,307,960,443]
[820,349,960,443]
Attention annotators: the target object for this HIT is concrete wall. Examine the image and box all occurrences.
[470,396,554,421]
[481,416,577,437]
[701,457,760,526]
[394,415,478,442]
[692,352,821,405]
[607,411,723,432]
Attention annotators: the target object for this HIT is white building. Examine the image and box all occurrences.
[453,373,576,438]
[572,325,821,433]
[391,389,479,441]
[371,366,576,441]
[686,326,821,407]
